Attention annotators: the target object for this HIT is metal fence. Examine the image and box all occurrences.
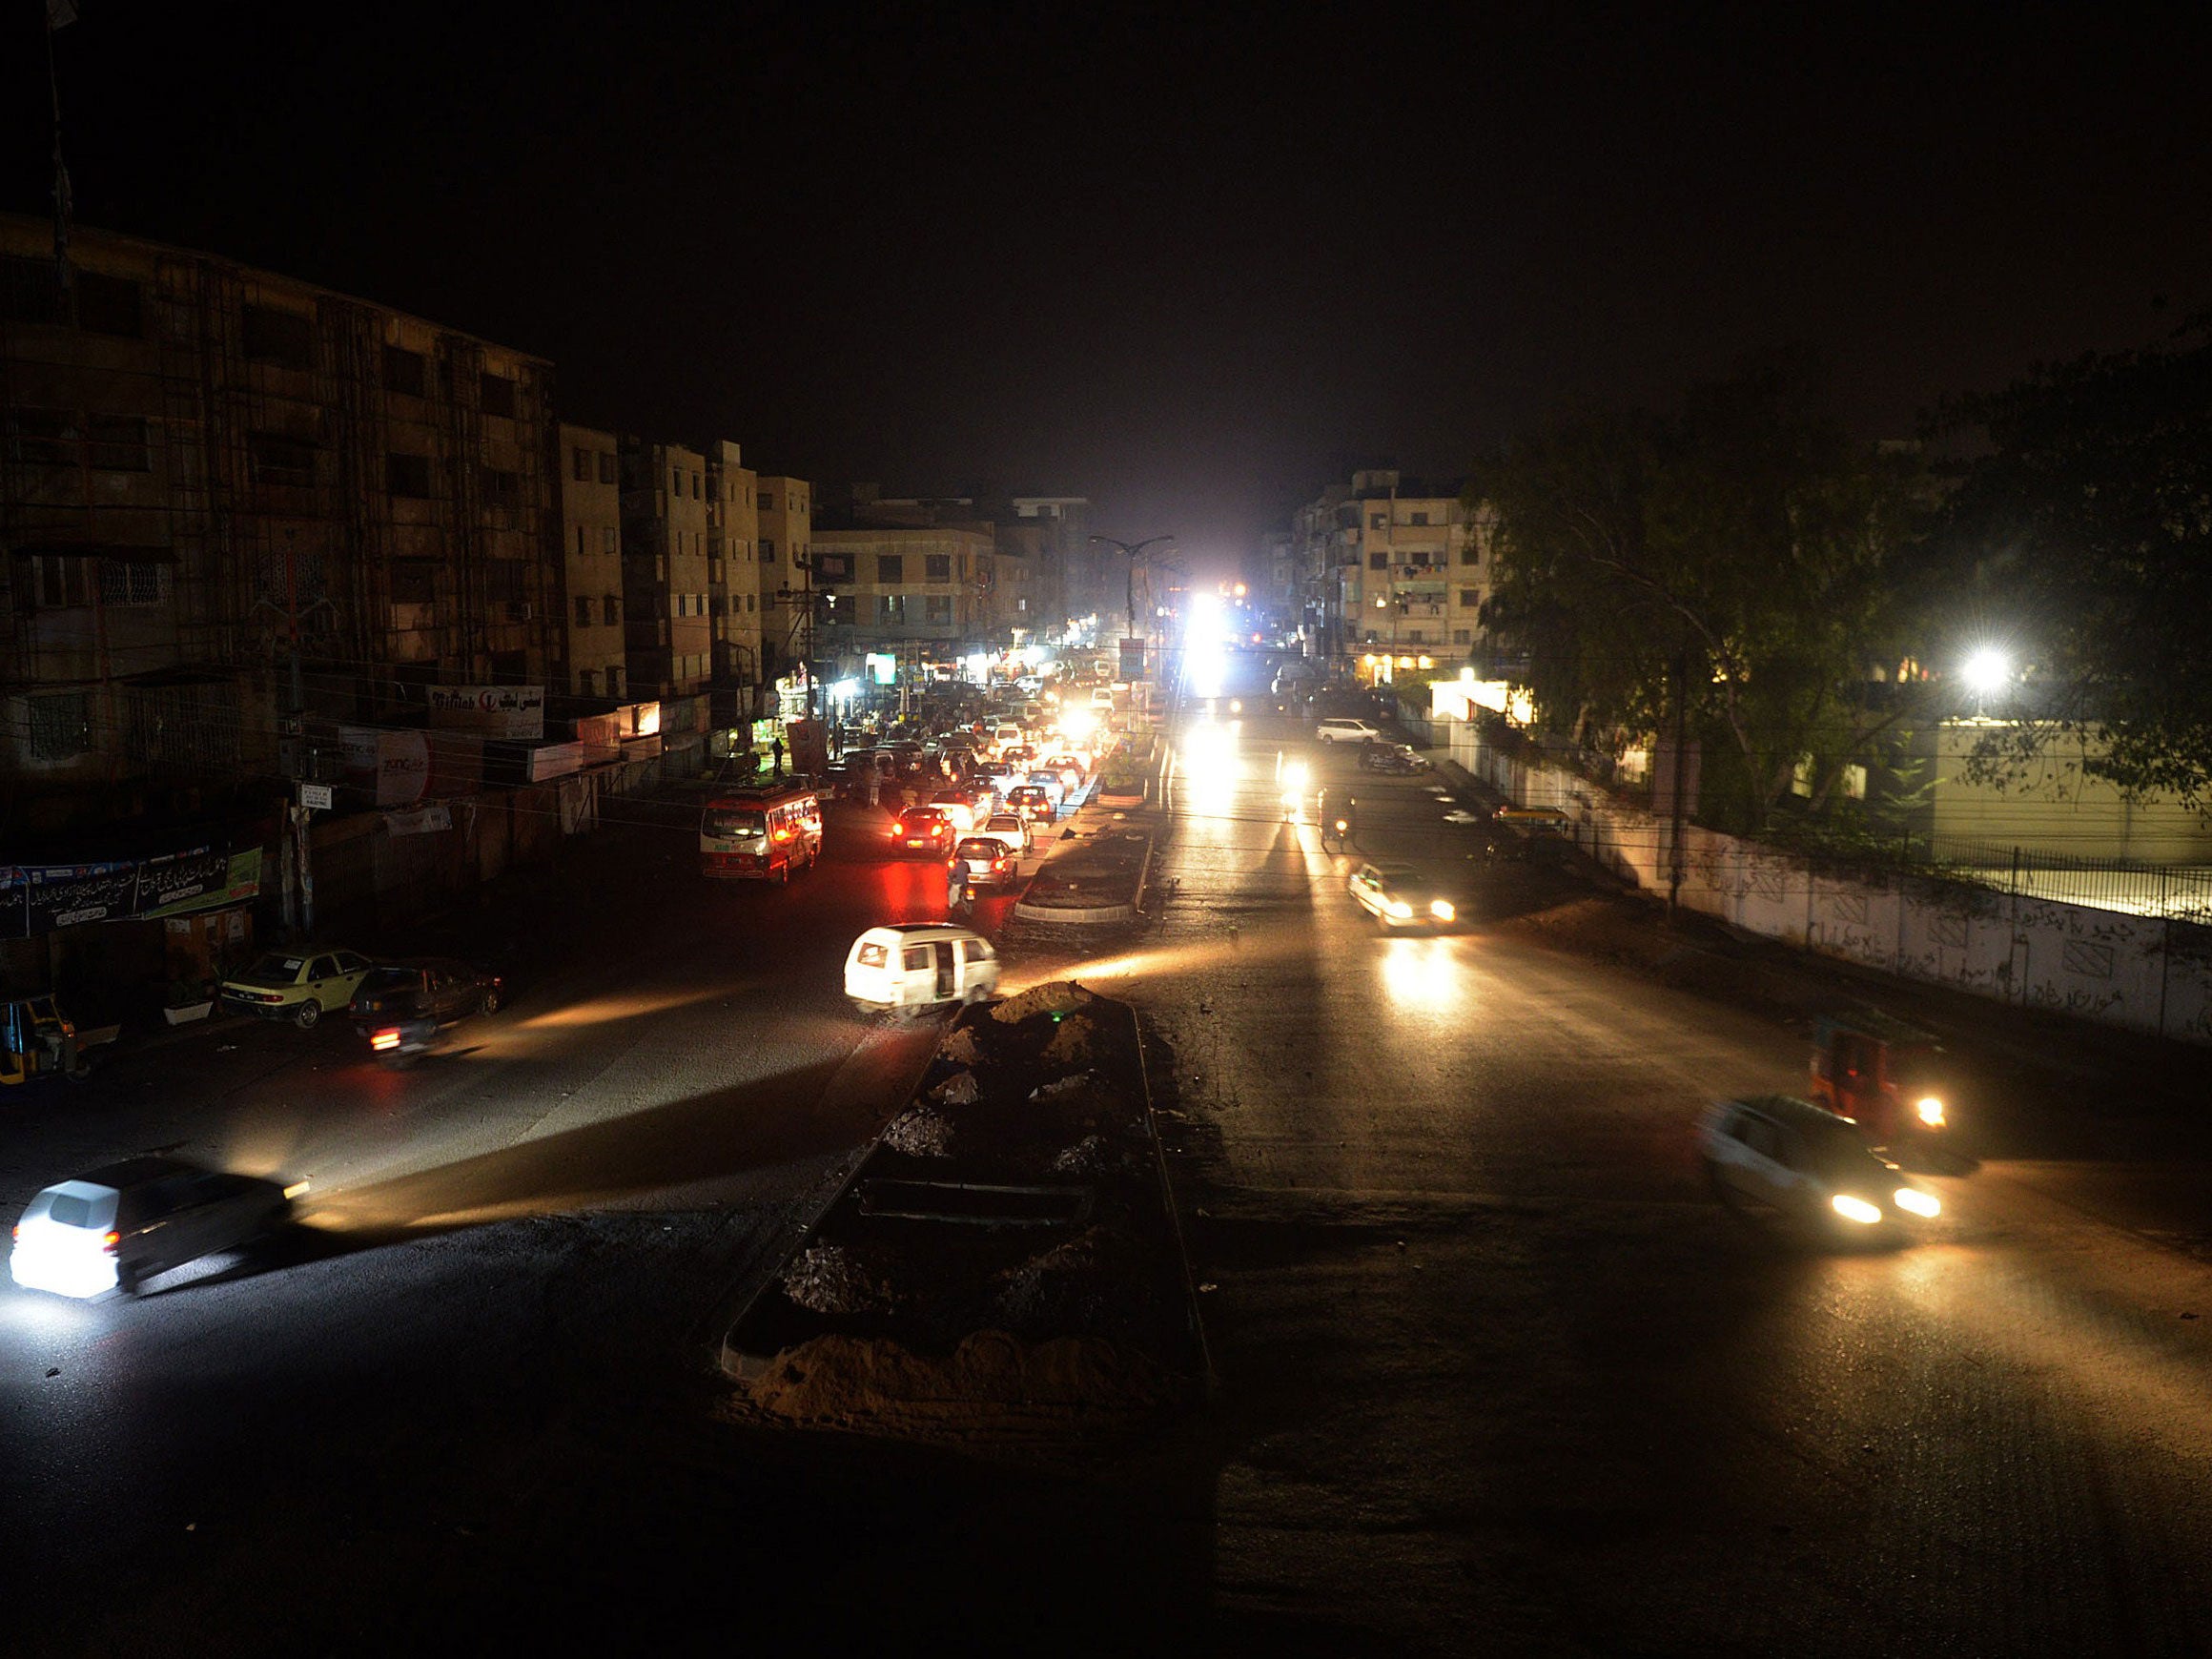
[1915,835,2212,923]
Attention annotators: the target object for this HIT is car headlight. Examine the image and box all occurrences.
[1429,899,1455,921]
[1915,1095,1946,1128]
[1893,1187,1940,1219]
[1385,899,1414,919]
[1830,1193,1883,1225]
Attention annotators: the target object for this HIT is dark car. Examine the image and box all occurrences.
[1360,742,1431,774]
[349,958,502,1061]
[1007,784,1056,824]
[952,835,1020,891]
[10,1156,303,1298]
[894,806,956,854]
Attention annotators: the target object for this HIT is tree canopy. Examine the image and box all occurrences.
[1472,357,1929,830]
[1935,321,2212,808]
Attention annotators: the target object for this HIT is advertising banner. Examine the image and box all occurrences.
[341,726,432,808]
[427,684,545,741]
[0,846,263,935]
[140,849,263,919]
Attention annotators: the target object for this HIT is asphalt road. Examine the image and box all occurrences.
[10,663,2212,1656]
[1037,658,2212,1656]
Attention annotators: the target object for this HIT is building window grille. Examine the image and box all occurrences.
[8,407,77,467]
[390,562,438,604]
[604,595,621,625]
[241,305,314,369]
[99,560,163,606]
[572,446,591,482]
[925,595,952,624]
[25,553,94,608]
[876,595,907,625]
[576,596,593,627]
[29,691,93,761]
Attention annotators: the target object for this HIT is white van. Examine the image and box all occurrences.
[844,924,1001,1015]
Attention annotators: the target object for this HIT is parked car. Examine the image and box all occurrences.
[892,806,957,855]
[1315,717,1382,746]
[844,924,1001,1015]
[1696,1095,1942,1239]
[975,812,1034,857]
[952,835,1021,891]
[1347,861,1457,928]
[219,948,377,1029]
[10,1157,307,1298]
[349,958,503,1063]
[1360,742,1431,774]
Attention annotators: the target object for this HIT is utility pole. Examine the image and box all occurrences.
[1667,645,1690,919]
[256,531,333,941]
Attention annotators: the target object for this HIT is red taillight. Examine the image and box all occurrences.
[371,1029,401,1052]
[102,1230,119,1255]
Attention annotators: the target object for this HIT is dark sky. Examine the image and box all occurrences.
[6,2,2208,573]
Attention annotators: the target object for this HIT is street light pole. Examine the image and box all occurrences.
[1089,533,1175,649]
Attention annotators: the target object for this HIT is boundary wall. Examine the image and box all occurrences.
[1447,718,2212,1046]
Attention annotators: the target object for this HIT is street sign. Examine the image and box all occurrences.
[1119,638,1145,682]
[298,782,333,811]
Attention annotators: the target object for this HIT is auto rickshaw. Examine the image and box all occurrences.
[1808,1010,1950,1146]
[1,994,122,1086]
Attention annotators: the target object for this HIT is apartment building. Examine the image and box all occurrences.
[704,440,763,698]
[621,439,711,697]
[753,475,811,681]
[1293,471,1489,669]
[556,422,625,699]
[1,214,558,830]
[809,522,997,652]
[1006,495,1089,629]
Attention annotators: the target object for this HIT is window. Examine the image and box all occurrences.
[1459,589,1480,607]
[758,490,775,510]
[241,305,314,369]
[483,469,522,507]
[597,452,617,485]
[576,596,593,627]
[606,666,623,696]
[670,466,683,496]
[747,593,755,613]
[877,554,904,584]
[1409,511,1429,526]
[604,595,621,625]
[87,416,151,472]
[572,446,591,482]
[925,595,952,625]
[925,554,952,582]
[1453,628,1471,645]
[487,561,527,603]
[1459,543,1480,566]
[691,472,702,499]
[578,669,597,697]
[876,595,907,625]
[0,254,63,325]
[8,407,76,466]
[385,452,434,498]
[479,373,517,418]
[602,526,618,555]
[25,553,93,608]
[382,345,427,397]
[1369,512,1387,529]
[248,431,317,487]
[1368,552,1388,570]
[29,691,92,761]
[76,271,143,338]
[390,562,437,604]
[761,538,776,560]
[99,560,163,606]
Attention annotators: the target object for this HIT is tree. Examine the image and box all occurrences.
[1935,320,2212,808]
[1473,356,1930,831]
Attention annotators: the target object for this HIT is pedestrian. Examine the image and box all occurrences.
[1344,792,1359,846]
[947,856,968,913]
[771,735,785,777]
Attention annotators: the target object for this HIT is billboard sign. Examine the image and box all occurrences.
[427,684,545,741]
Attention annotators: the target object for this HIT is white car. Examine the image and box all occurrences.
[11,1157,306,1298]
[1315,718,1382,745]
[1697,1095,1941,1237]
[975,812,1034,856]
[1023,770,1067,809]
[844,924,1000,1015]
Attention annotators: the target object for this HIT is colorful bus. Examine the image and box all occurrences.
[700,782,823,881]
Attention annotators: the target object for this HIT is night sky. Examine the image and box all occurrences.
[5,2,2207,571]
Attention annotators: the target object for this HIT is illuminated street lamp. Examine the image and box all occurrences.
[1961,645,2013,716]
[1089,533,1176,642]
